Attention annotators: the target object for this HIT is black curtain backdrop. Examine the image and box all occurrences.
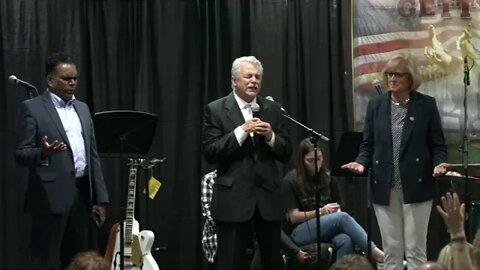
[0,0,450,269]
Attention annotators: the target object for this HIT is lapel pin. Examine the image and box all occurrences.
[409,117,415,121]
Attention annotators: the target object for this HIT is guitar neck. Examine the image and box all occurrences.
[125,159,141,245]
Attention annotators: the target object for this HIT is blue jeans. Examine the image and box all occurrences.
[290,211,376,260]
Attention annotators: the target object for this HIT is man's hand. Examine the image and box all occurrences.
[341,162,365,175]
[92,204,107,227]
[253,120,273,141]
[41,136,67,156]
[241,118,260,133]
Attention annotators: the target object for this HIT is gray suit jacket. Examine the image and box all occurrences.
[15,91,109,214]
[356,91,447,205]
[202,93,292,222]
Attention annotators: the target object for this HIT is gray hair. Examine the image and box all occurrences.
[230,56,263,89]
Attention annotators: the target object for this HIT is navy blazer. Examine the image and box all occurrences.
[15,91,109,214]
[202,92,292,222]
[356,91,447,205]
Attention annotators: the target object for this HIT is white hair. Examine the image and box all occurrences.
[230,56,264,88]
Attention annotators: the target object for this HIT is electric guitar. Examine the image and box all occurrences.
[105,158,159,270]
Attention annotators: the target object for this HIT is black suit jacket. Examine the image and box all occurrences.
[356,91,447,205]
[15,91,109,214]
[202,93,292,222]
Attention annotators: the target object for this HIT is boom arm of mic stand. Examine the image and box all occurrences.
[22,85,39,99]
[282,113,330,142]
[464,57,470,86]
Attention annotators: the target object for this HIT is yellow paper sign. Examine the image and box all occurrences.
[143,176,162,199]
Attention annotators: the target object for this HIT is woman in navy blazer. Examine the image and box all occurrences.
[342,54,449,270]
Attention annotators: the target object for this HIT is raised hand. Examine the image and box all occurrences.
[436,192,465,238]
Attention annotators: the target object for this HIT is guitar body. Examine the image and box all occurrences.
[138,230,157,269]
[104,159,160,270]
[105,219,159,270]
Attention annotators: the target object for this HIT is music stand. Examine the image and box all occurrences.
[331,132,373,257]
[94,110,158,158]
[94,110,158,270]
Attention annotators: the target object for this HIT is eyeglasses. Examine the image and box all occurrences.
[387,72,407,78]
[305,156,323,163]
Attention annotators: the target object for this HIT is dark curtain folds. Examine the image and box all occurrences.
[0,1,351,269]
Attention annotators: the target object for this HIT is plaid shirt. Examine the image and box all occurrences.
[201,170,217,263]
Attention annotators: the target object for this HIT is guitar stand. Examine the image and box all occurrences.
[141,158,167,230]
[94,111,158,270]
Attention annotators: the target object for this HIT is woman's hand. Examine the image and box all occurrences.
[433,162,451,177]
[341,162,365,174]
[321,203,341,215]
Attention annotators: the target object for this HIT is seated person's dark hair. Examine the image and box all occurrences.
[282,138,384,263]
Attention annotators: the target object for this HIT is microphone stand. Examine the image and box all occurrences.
[282,114,330,143]
[282,112,329,269]
[462,56,472,238]
[26,85,39,99]
[10,80,39,99]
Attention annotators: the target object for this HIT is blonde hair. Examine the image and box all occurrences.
[382,54,421,91]
[437,242,473,270]
[68,251,110,270]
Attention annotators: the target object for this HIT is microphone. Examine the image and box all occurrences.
[265,96,289,115]
[372,79,383,95]
[8,75,37,90]
[251,103,260,117]
[249,103,261,145]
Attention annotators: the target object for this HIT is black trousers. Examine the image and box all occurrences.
[215,207,282,270]
[28,181,97,269]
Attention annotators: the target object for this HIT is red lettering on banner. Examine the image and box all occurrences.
[442,0,451,18]
[397,0,473,19]
[461,0,471,18]
[398,0,417,17]
[420,0,436,16]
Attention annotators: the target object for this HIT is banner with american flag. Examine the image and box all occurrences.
[353,0,480,162]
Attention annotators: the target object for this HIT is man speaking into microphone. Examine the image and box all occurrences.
[202,56,292,270]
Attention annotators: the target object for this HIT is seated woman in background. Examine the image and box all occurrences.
[281,138,384,263]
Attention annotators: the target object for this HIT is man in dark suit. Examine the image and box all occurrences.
[202,56,292,270]
[15,53,109,269]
